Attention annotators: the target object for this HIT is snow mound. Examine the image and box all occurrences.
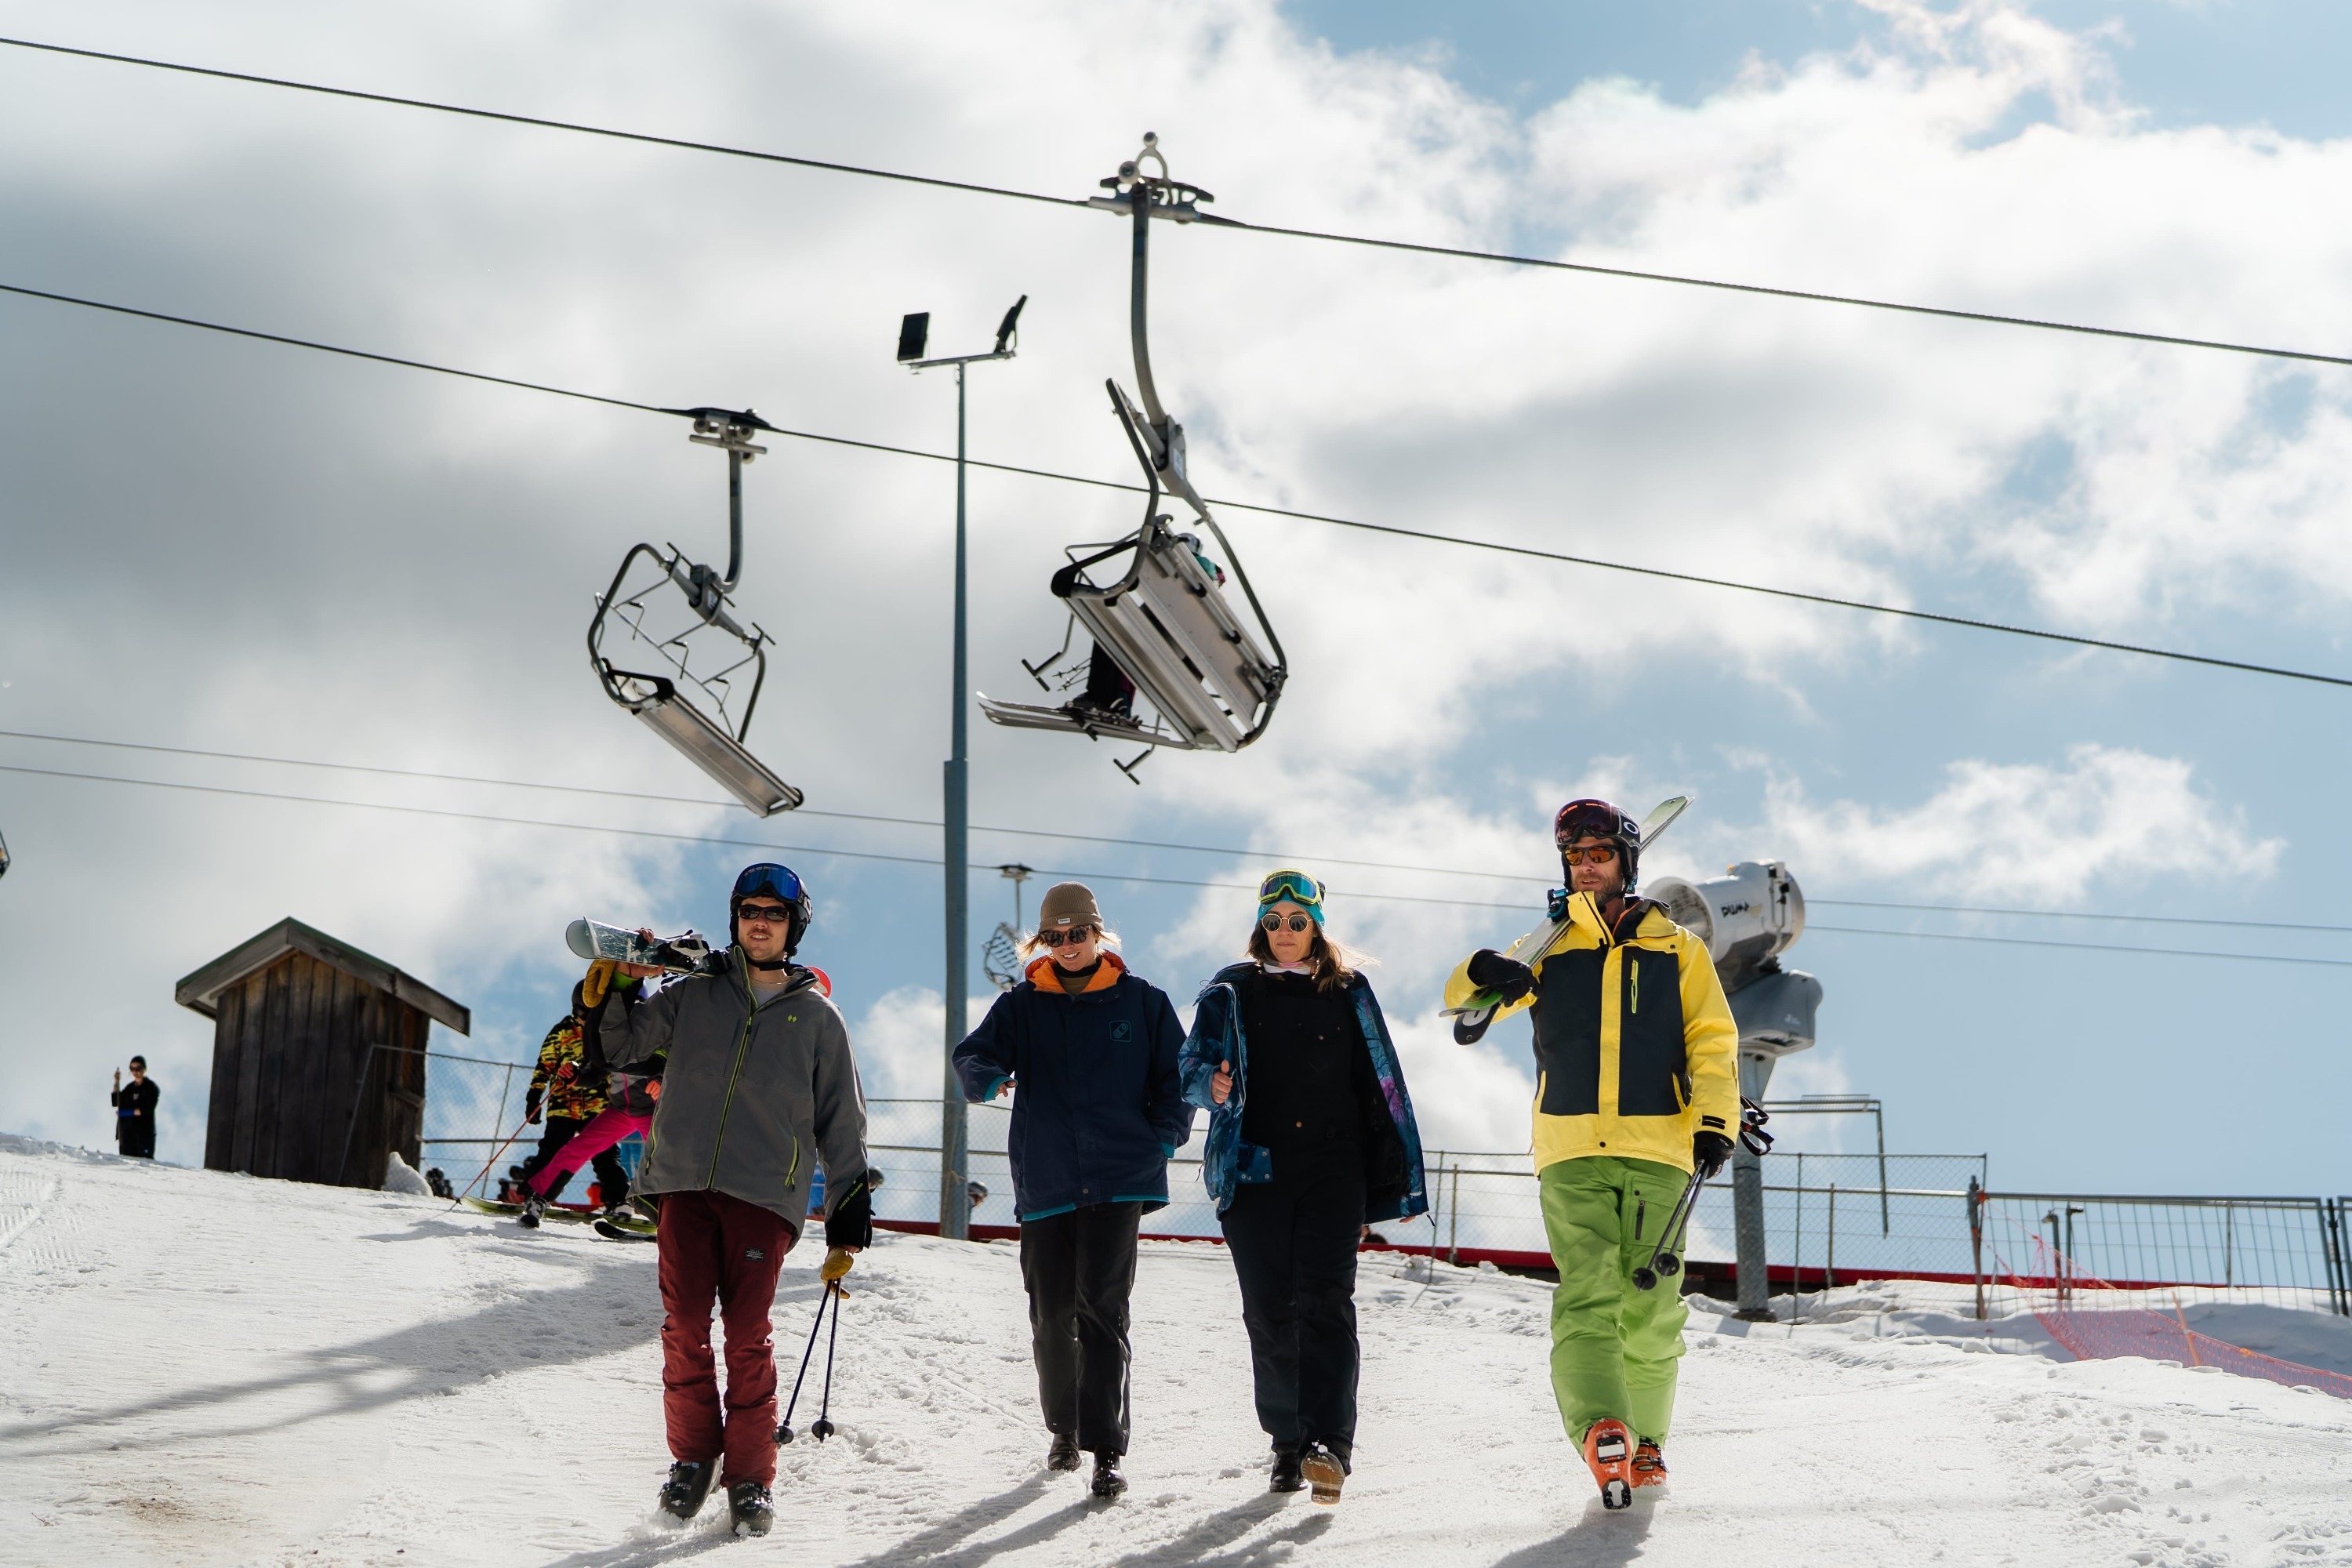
[2,1138,2347,1566]
[379,1151,433,1196]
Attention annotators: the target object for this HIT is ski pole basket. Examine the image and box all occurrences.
[978,135,1286,777]
[586,409,804,816]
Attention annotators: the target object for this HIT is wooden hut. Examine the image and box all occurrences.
[176,918,470,1189]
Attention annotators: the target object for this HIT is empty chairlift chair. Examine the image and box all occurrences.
[979,136,1287,779]
[586,408,804,815]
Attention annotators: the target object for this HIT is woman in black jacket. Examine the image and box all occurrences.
[1180,870,1428,1505]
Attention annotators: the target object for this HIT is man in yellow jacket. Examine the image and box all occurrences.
[1443,798,1737,1508]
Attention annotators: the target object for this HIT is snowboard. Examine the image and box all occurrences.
[459,1196,593,1225]
[1445,796,1691,1045]
[594,1218,659,1243]
[564,919,712,975]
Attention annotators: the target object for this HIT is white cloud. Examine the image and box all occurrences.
[1739,742,2278,902]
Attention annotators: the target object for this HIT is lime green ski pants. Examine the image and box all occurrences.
[1539,1156,1690,1443]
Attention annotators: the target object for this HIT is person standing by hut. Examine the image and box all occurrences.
[953,882,1191,1501]
[111,1057,159,1160]
[1443,799,1737,1510]
[584,862,872,1539]
[1180,870,1427,1505]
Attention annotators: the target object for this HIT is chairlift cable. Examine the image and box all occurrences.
[9,757,2350,967]
[7,33,2352,369]
[6,277,2350,693]
[8,725,2350,938]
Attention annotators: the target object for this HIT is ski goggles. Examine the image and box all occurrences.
[1256,868,1325,924]
[732,862,805,906]
[1554,799,1637,850]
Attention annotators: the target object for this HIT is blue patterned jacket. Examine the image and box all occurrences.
[1180,963,1429,1221]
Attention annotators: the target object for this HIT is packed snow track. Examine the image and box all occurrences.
[2,1136,2347,1566]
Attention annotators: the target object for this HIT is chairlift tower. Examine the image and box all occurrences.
[1647,861,1824,1321]
[898,297,1027,1240]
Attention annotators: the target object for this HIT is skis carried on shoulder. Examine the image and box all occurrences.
[1445,796,1690,1046]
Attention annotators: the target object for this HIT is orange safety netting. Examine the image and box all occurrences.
[2035,1308,2352,1399]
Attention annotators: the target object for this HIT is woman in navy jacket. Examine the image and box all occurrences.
[953,881,1191,1501]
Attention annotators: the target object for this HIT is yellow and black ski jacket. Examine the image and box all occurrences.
[1443,891,1738,1176]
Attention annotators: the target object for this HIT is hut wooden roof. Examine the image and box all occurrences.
[174,917,470,1035]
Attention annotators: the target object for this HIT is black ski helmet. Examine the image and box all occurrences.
[1554,798,1642,893]
[731,862,811,953]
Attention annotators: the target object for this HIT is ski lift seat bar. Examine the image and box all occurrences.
[1065,524,1272,752]
[612,672,803,816]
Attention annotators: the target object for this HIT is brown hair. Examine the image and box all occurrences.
[1245,921,1369,993]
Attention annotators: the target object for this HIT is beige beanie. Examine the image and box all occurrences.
[1036,881,1102,931]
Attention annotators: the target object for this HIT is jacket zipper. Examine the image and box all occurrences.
[1635,1193,1647,1240]
[1629,958,1639,1014]
[705,961,769,1189]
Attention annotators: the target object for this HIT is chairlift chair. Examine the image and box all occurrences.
[586,408,804,815]
[978,135,1287,779]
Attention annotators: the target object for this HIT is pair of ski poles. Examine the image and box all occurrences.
[775,1276,844,1446]
[1632,1097,1776,1292]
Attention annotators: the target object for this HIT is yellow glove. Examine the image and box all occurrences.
[581,958,619,1011]
[820,1247,855,1283]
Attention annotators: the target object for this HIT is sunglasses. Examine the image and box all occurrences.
[738,902,794,926]
[1259,913,1313,934]
[1035,927,1096,947]
[1561,844,1619,866]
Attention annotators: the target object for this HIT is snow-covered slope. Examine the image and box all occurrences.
[3,1136,2348,1567]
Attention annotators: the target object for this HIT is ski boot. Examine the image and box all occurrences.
[1269,1446,1304,1494]
[1090,1451,1127,1500]
[1582,1419,1634,1511]
[1299,1440,1346,1506]
[657,1460,714,1521]
[517,1192,547,1229]
[728,1481,774,1537]
[1632,1439,1668,1490]
[1046,1434,1081,1472]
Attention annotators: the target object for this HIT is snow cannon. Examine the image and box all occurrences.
[1646,860,1820,1070]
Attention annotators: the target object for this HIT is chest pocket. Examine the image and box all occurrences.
[1616,946,1689,1118]
[1531,948,1606,1117]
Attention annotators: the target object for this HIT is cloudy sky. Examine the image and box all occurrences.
[2,0,2347,1201]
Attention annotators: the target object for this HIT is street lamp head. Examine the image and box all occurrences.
[897,311,931,362]
[993,295,1027,356]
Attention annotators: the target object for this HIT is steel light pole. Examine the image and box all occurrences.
[900,296,1025,1240]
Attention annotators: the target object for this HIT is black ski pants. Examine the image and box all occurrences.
[1018,1201,1142,1456]
[1220,1160,1366,1461]
[517,1115,630,1204]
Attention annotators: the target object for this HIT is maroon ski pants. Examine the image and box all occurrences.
[655,1189,797,1486]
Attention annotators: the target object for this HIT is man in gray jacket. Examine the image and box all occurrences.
[586,862,872,1539]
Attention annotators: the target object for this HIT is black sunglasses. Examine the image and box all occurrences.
[1259,913,1313,934]
[1035,927,1096,947]
[738,902,793,926]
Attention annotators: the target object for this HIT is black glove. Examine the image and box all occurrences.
[1692,1131,1733,1181]
[1465,949,1537,1004]
[825,1175,874,1251]
[524,1087,544,1125]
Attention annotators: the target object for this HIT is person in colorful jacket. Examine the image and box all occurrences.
[1443,798,1737,1509]
[586,862,872,1539]
[514,1012,634,1219]
[953,881,1191,1501]
[1180,869,1427,1505]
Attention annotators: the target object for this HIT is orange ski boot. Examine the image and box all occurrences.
[1631,1439,1668,1490]
[1582,1419,1634,1510]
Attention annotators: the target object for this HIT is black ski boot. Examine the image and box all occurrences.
[1047,1434,1081,1472]
[518,1192,547,1229]
[657,1460,714,1521]
[728,1481,774,1537]
[1269,1446,1305,1494]
[1090,1451,1127,1499]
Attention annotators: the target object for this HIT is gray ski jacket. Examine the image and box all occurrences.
[593,949,868,1238]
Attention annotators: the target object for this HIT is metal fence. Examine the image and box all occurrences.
[1976,1191,2352,1318]
[401,1049,641,1199]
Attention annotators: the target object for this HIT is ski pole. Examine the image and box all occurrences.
[811,1271,843,1443]
[775,1280,839,1446]
[1632,1169,1708,1292]
[453,1112,536,1207]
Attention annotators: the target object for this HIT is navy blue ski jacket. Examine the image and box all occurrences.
[953,952,1193,1221]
